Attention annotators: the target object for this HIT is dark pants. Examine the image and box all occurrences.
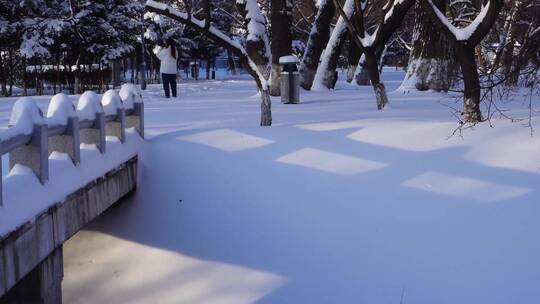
[162,73,177,98]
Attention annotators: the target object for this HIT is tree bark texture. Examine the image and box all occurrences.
[269,0,293,96]
[402,0,450,92]
[300,0,335,90]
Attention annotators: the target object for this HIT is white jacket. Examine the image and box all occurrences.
[154,46,178,75]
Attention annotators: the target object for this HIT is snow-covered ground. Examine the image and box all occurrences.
[2,69,539,303]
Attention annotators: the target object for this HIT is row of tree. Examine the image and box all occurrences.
[1,0,539,126]
[147,0,539,125]
[0,0,143,95]
[0,0,231,96]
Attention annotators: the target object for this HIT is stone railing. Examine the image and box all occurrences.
[0,84,144,206]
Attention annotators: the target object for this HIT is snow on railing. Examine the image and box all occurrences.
[0,84,144,206]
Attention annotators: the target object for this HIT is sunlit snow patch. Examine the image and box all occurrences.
[348,121,463,152]
[466,132,540,174]
[276,148,387,176]
[63,231,285,304]
[296,120,366,131]
[401,172,530,203]
[179,129,274,152]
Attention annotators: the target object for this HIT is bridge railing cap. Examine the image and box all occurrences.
[76,91,103,122]
[119,83,143,110]
[1,97,44,142]
[46,93,77,127]
[101,90,124,116]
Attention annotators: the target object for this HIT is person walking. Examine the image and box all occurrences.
[154,38,178,98]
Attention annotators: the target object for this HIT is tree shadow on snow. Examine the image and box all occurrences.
[71,124,540,304]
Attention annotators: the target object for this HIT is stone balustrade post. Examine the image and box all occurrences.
[48,117,81,165]
[106,108,126,143]
[80,112,106,154]
[9,124,49,185]
[126,102,144,138]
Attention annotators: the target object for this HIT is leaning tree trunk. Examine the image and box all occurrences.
[300,0,335,90]
[456,44,482,123]
[401,0,450,92]
[365,49,388,109]
[269,0,292,96]
[312,0,354,90]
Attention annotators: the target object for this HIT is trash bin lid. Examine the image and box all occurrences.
[279,55,299,64]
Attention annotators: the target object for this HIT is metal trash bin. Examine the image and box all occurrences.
[279,55,300,104]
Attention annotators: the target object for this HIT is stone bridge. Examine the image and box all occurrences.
[0,85,144,304]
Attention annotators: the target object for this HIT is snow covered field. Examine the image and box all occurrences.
[2,69,538,303]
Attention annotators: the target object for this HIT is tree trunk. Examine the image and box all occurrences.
[508,26,540,86]
[227,50,237,75]
[401,0,450,92]
[346,38,362,83]
[269,0,293,96]
[131,56,135,83]
[206,55,211,79]
[489,0,524,75]
[365,49,388,109]
[74,54,82,94]
[456,44,481,123]
[312,31,348,90]
[23,58,27,96]
[355,59,370,85]
[8,49,14,96]
[121,58,125,81]
[300,0,335,89]
[312,0,354,90]
[99,63,104,92]
[260,89,272,126]
[111,60,121,88]
[0,53,7,97]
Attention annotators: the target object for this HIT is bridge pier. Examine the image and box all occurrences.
[1,247,63,304]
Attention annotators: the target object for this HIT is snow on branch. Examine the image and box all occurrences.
[424,0,503,44]
[145,0,244,52]
[236,0,268,49]
[334,0,413,50]
[374,0,415,49]
[235,0,271,79]
[145,0,269,89]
